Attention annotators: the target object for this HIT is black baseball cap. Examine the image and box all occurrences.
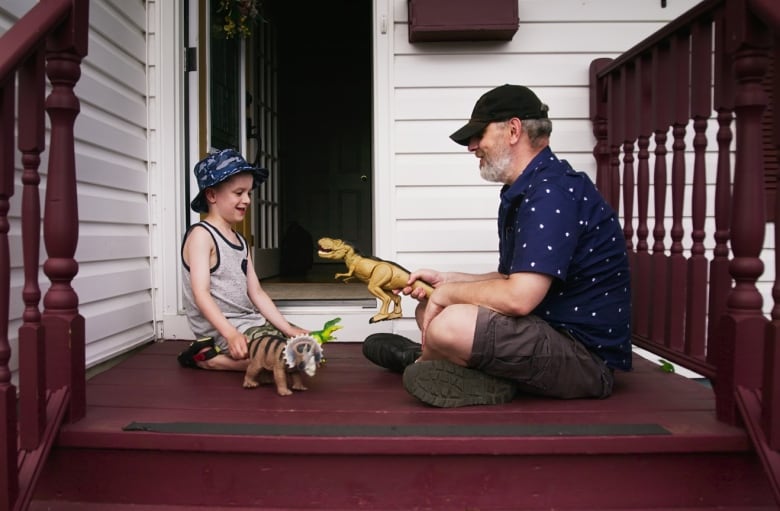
[450,84,549,146]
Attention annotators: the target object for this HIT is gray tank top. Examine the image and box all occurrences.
[181,221,266,350]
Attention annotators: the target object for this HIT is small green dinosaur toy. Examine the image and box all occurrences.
[309,317,342,345]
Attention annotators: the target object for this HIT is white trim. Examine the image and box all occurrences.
[372,0,393,259]
[373,0,414,336]
[160,0,201,340]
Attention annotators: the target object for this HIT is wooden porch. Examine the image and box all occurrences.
[3,0,780,509]
[29,340,776,509]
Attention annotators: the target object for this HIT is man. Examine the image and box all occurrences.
[363,84,632,408]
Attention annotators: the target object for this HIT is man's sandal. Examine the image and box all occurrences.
[177,337,221,368]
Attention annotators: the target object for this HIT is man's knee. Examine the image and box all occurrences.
[426,305,478,357]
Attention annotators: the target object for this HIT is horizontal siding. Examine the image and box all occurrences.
[395,54,608,87]
[73,0,153,370]
[395,86,593,120]
[396,118,597,153]
[2,0,152,378]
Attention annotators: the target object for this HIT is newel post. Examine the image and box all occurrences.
[716,0,771,424]
[0,79,19,511]
[41,0,89,422]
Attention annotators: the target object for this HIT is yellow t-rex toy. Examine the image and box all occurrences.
[317,237,433,323]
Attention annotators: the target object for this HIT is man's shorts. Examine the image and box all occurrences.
[469,308,614,399]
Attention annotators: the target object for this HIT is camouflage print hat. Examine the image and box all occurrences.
[190,148,269,213]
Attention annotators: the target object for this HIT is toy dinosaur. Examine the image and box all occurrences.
[242,319,340,394]
[243,334,322,396]
[309,317,342,345]
[317,237,433,323]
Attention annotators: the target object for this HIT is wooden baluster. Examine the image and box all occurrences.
[716,0,770,423]
[708,12,734,369]
[634,55,653,339]
[18,51,47,450]
[763,41,780,449]
[650,44,670,346]
[666,32,690,352]
[0,79,19,511]
[686,20,712,359]
[608,73,622,210]
[621,64,636,257]
[42,11,88,421]
[590,59,612,200]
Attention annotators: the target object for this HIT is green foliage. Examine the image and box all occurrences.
[215,0,259,39]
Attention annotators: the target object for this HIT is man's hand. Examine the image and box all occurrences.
[419,291,446,347]
[399,268,444,300]
[226,330,249,360]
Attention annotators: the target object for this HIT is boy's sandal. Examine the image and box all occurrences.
[177,337,221,368]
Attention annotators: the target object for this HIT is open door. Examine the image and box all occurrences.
[204,0,275,267]
[246,14,280,279]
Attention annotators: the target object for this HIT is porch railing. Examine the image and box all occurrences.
[589,0,780,499]
[0,1,88,510]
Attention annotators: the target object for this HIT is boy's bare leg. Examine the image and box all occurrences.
[198,353,250,371]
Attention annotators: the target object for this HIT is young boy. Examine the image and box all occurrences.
[178,148,308,370]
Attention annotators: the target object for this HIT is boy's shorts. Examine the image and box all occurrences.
[469,308,614,399]
[244,323,285,342]
[213,323,286,353]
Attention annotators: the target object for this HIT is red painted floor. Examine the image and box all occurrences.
[55,340,750,457]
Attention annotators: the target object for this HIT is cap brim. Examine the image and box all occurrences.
[450,120,488,146]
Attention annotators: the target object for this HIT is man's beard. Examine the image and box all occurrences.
[479,148,511,183]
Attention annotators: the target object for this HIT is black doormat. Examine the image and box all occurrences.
[123,422,670,437]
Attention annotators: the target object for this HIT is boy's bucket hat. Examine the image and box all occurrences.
[450,84,549,146]
[190,149,269,213]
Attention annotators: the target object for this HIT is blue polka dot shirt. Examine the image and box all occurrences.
[498,147,632,371]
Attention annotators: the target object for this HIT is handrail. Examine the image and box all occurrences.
[597,0,722,76]
[0,0,72,80]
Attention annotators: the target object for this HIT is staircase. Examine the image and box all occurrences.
[28,342,776,510]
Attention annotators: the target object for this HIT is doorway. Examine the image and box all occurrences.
[201,0,374,296]
[258,0,374,291]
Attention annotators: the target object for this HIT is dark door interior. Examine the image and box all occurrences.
[273,0,374,282]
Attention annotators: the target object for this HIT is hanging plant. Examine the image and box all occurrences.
[215,0,260,39]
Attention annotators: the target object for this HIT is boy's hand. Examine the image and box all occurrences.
[286,326,309,338]
[226,331,249,360]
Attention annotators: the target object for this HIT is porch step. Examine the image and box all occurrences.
[31,445,776,509]
[28,342,779,509]
[28,505,780,511]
